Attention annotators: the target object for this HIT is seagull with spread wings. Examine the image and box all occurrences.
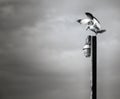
[77,12,106,34]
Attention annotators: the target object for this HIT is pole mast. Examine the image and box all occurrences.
[91,36,97,99]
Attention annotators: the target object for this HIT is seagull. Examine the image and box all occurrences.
[77,12,106,34]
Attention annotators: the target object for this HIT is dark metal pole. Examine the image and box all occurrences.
[92,36,97,99]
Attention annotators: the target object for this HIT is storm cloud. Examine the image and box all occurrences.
[0,0,120,99]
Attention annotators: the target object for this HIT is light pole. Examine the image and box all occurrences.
[77,12,106,99]
[83,35,97,99]
[91,36,97,99]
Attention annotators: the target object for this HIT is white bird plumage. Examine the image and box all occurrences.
[77,12,106,34]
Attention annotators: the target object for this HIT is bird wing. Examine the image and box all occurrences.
[85,12,94,20]
[77,18,91,25]
[85,12,100,23]
[93,18,101,29]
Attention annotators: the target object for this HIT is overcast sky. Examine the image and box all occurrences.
[0,0,120,99]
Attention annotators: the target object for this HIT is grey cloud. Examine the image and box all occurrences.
[0,0,46,32]
[0,0,120,99]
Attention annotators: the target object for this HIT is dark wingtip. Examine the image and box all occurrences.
[77,19,81,23]
[85,12,94,19]
[85,12,92,15]
[85,12,90,14]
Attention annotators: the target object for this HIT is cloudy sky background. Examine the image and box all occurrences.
[0,0,120,99]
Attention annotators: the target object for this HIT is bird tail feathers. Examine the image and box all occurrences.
[96,29,106,34]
